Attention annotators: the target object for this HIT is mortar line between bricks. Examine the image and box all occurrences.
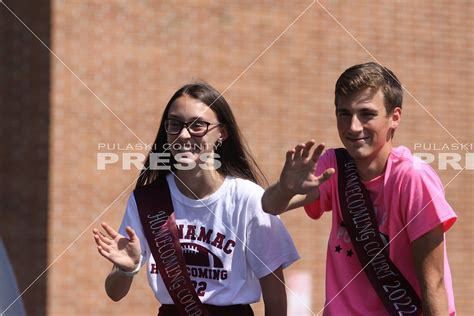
[0,1,147,146]
[1,1,318,315]
[315,0,468,153]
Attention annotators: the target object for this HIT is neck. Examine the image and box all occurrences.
[173,169,225,199]
[355,145,392,181]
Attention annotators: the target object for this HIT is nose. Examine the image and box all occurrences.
[177,125,192,140]
[349,115,363,133]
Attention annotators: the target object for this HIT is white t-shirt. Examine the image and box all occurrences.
[119,174,299,305]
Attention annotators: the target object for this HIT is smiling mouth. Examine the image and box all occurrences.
[346,137,369,141]
[345,137,371,145]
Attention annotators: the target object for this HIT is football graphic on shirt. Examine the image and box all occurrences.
[181,243,223,268]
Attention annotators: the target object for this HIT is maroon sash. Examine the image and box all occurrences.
[335,148,421,316]
[134,179,210,316]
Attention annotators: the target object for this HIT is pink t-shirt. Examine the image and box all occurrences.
[305,146,457,315]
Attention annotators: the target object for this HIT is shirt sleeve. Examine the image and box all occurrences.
[304,149,334,220]
[245,190,300,279]
[118,193,150,265]
[401,164,457,242]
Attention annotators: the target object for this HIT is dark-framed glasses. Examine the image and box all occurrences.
[164,118,221,137]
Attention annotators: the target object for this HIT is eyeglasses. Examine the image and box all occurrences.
[164,118,221,137]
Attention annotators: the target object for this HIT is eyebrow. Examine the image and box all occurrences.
[335,107,378,115]
[360,108,378,114]
[167,115,204,121]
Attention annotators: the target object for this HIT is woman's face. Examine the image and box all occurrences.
[165,95,224,168]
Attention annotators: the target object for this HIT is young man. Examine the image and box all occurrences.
[262,62,456,315]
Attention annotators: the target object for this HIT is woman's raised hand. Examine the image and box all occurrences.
[93,222,142,272]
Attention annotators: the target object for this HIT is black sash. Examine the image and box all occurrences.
[134,179,210,316]
[335,148,421,316]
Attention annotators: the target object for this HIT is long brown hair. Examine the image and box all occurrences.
[135,82,267,188]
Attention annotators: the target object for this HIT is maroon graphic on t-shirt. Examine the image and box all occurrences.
[150,226,231,290]
[181,242,224,268]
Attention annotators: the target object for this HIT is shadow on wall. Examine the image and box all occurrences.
[0,239,27,315]
[0,1,51,315]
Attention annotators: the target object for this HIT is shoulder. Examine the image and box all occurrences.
[125,191,138,211]
[388,147,457,237]
[227,177,265,209]
[321,148,337,165]
[229,177,265,199]
[315,148,337,174]
[388,146,443,188]
[133,179,163,195]
[119,192,140,230]
[226,177,268,219]
[132,180,167,211]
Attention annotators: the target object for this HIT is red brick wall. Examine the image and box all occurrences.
[1,1,472,315]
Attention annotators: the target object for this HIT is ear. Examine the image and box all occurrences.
[390,107,401,129]
[219,125,229,141]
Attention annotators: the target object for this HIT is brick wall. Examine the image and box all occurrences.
[1,1,472,315]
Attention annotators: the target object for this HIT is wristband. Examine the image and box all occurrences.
[117,255,143,276]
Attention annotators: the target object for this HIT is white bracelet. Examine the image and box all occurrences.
[117,255,143,276]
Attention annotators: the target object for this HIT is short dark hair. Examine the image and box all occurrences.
[136,81,267,188]
[335,62,403,114]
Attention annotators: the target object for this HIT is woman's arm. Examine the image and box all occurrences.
[105,266,133,302]
[93,222,142,301]
[259,267,287,316]
[104,267,135,301]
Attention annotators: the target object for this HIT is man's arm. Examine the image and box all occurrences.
[262,141,334,215]
[261,182,320,215]
[259,267,287,316]
[411,225,448,316]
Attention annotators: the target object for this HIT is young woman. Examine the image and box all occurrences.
[93,82,299,316]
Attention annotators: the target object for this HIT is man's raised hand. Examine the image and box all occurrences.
[279,140,335,195]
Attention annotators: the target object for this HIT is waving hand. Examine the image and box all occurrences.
[92,222,142,272]
[279,140,334,195]
[262,140,334,215]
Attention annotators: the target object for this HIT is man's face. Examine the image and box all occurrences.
[336,87,401,163]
